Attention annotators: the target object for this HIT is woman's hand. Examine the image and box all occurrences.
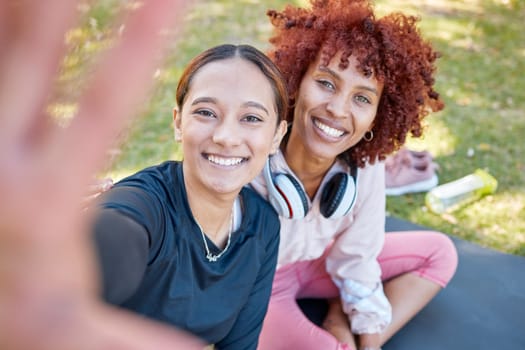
[322,298,357,348]
[358,333,382,350]
[0,1,204,349]
[322,298,383,350]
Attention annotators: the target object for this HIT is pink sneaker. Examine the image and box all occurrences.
[385,148,438,196]
[390,147,433,168]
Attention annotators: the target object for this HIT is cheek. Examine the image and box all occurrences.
[356,109,376,129]
[292,98,311,126]
[294,88,327,122]
[296,88,316,109]
[182,121,210,142]
[249,130,278,154]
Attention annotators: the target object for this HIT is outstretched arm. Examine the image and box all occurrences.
[0,1,204,349]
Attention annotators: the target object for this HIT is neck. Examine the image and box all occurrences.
[283,129,335,198]
[183,171,238,248]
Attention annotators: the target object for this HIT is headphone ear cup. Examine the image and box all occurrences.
[263,160,292,218]
[320,172,357,219]
[274,173,309,219]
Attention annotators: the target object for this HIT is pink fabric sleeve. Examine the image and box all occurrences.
[325,162,393,334]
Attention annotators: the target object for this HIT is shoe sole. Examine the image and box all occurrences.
[386,174,439,196]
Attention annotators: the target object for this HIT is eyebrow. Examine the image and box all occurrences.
[242,101,269,115]
[191,96,216,106]
[318,65,379,96]
[191,97,270,115]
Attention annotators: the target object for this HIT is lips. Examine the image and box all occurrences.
[206,154,246,166]
[313,117,346,138]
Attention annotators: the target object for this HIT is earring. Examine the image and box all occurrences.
[363,130,374,142]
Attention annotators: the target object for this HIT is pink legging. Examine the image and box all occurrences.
[257,231,458,350]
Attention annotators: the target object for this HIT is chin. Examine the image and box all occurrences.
[208,181,243,196]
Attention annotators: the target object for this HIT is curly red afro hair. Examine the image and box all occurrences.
[267,0,444,167]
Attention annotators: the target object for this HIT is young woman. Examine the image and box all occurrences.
[93,44,287,349]
[249,1,459,349]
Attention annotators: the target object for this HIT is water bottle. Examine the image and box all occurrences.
[425,169,498,214]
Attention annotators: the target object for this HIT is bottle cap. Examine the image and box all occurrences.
[472,169,498,196]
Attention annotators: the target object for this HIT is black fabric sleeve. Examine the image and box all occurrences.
[215,219,280,350]
[92,208,149,305]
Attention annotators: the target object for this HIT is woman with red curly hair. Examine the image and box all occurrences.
[249,1,458,349]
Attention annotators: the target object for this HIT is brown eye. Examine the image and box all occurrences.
[355,95,371,104]
[317,79,335,90]
[194,109,216,118]
[243,114,263,123]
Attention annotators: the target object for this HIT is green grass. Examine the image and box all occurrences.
[59,0,525,256]
[376,0,525,256]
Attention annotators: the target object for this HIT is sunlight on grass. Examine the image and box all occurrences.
[189,2,226,18]
[405,118,458,157]
[376,0,483,17]
[433,21,481,49]
[452,192,524,254]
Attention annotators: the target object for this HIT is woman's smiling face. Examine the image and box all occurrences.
[290,51,383,162]
[175,57,285,195]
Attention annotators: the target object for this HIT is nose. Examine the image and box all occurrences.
[326,93,351,119]
[212,117,242,147]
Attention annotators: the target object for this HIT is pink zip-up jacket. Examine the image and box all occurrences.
[250,150,392,334]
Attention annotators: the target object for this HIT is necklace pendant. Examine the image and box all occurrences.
[199,203,235,263]
[206,253,219,262]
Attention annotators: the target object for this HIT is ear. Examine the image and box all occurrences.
[270,120,287,155]
[173,108,182,142]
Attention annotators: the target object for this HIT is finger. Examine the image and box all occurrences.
[56,0,191,194]
[0,2,7,51]
[0,0,78,153]
[1,289,206,350]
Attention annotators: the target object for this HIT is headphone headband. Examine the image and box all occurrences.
[265,157,358,219]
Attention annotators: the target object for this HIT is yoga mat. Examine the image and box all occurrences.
[298,216,525,349]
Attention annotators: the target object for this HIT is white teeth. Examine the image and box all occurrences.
[314,119,345,138]
[208,155,244,166]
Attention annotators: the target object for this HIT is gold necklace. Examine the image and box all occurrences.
[197,209,234,262]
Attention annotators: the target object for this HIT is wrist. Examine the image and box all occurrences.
[358,332,381,349]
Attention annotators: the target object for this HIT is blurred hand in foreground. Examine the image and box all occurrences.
[83,178,113,207]
[0,1,204,349]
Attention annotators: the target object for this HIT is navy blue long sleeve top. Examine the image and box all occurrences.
[93,161,280,349]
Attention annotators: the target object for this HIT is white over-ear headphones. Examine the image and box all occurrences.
[263,158,358,220]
